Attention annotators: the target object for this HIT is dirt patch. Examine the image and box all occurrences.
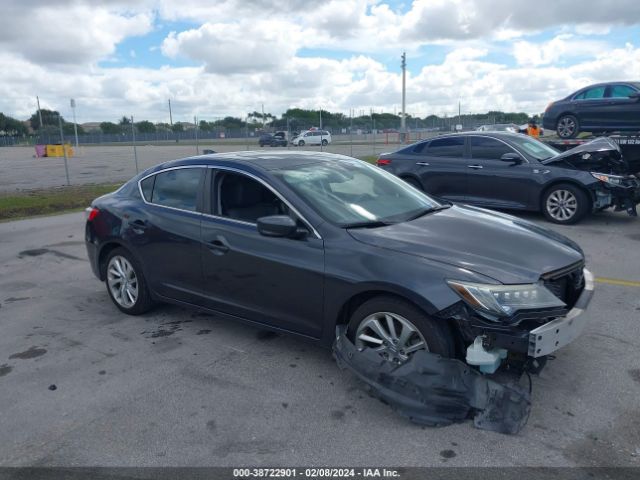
[8,346,47,360]
[0,364,13,377]
[19,248,84,261]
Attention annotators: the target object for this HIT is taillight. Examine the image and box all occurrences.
[377,158,392,166]
[86,207,99,221]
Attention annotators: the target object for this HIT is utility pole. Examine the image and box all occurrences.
[131,115,139,174]
[168,99,173,127]
[400,52,407,143]
[58,115,70,185]
[36,96,44,129]
[261,103,265,129]
[70,98,79,151]
[319,108,322,129]
[458,101,461,129]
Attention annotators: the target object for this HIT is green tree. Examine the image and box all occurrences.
[0,113,28,135]
[62,123,84,136]
[171,123,184,133]
[136,120,156,133]
[119,116,132,126]
[28,109,63,130]
[100,122,121,134]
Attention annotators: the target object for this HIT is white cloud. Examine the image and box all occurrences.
[0,3,153,65]
[161,20,303,74]
[513,34,609,67]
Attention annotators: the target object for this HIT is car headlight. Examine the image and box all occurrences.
[447,280,566,318]
[591,172,628,186]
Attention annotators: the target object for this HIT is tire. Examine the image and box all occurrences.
[542,183,590,225]
[321,139,328,146]
[556,114,579,139]
[298,140,305,146]
[402,177,423,190]
[104,247,154,315]
[347,296,454,365]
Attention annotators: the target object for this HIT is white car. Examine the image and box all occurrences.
[292,130,332,146]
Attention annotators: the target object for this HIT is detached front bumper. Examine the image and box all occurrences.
[528,269,594,357]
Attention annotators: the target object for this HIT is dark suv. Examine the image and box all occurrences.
[378,132,640,224]
[543,82,640,138]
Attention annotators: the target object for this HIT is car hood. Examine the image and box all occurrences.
[348,205,584,284]
[542,137,631,174]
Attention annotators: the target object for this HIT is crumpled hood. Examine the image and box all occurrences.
[348,205,584,284]
[543,137,630,174]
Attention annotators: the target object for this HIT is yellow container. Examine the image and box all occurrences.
[45,144,74,157]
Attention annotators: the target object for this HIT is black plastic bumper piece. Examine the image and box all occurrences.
[333,325,531,435]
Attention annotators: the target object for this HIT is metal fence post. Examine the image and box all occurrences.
[58,115,70,185]
[194,115,199,155]
[131,115,139,174]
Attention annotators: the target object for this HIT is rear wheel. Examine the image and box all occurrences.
[321,139,328,146]
[556,114,579,139]
[298,140,305,146]
[542,183,589,224]
[347,296,454,365]
[105,248,154,315]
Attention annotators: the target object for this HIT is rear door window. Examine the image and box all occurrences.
[426,137,465,157]
[149,168,203,212]
[608,85,637,98]
[470,136,515,160]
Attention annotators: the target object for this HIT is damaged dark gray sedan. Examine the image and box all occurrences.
[86,151,594,432]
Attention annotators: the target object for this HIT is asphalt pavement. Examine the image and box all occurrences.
[0,210,639,466]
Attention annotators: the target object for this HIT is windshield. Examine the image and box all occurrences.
[508,135,560,161]
[273,159,443,227]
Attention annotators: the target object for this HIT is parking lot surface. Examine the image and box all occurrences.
[0,141,394,192]
[0,210,639,467]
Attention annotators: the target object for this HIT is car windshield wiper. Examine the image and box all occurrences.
[404,204,451,221]
[342,220,392,229]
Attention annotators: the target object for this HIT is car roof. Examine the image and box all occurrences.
[149,150,354,173]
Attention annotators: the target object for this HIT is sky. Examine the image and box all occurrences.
[1,0,640,124]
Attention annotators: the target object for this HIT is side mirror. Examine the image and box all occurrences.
[257,215,299,238]
[629,92,640,100]
[500,152,523,164]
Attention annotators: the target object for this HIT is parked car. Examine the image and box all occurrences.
[258,132,287,147]
[377,132,640,224]
[475,124,519,133]
[543,81,640,138]
[86,151,593,378]
[291,130,331,146]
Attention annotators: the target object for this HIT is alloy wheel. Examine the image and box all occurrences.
[355,311,427,364]
[546,189,578,222]
[107,255,139,308]
[557,117,576,138]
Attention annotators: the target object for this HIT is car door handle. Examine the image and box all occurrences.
[207,239,229,255]
[416,162,430,166]
[467,165,483,169]
[131,219,148,234]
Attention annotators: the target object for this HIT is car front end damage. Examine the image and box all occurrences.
[443,264,594,372]
[334,261,594,434]
[543,137,640,216]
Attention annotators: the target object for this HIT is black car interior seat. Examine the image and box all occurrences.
[220,173,286,222]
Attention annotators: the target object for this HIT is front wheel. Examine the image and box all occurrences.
[542,184,589,225]
[321,139,328,146]
[556,114,579,139]
[347,296,454,365]
[298,140,305,146]
[105,248,154,315]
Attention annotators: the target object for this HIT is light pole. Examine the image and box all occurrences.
[70,98,79,151]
